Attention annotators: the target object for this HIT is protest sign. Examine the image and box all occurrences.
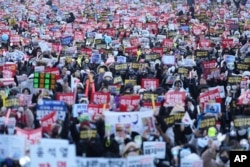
[76,157,126,167]
[126,155,155,167]
[198,116,216,130]
[0,135,26,160]
[33,72,56,90]
[91,92,110,105]
[36,100,67,120]
[204,103,221,116]
[56,93,75,105]
[141,79,159,91]
[119,95,140,112]
[103,110,154,135]
[40,111,57,133]
[164,91,186,107]
[233,116,250,129]
[30,139,76,167]
[72,103,88,118]
[143,141,166,159]
[15,127,42,145]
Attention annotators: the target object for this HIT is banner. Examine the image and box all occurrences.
[143,141,166,159]
[0,135,26,160]
[119,95,140,112]
[76,157,126,167]
[164,91,186,107]
[15,127,42,145]
[126,155,154,167]
[56,93,75,105]
[103,110,154,135]
[30,139,76,167]
[36,100,67,120]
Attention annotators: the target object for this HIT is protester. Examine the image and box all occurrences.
[0,0,250,167]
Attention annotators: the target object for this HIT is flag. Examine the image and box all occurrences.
[182,112,195,126]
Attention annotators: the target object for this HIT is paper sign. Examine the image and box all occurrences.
[15,127,42,145]
[143,141,166,159]
[0,135,26,160]
[72,104,88,118]
[30,139,76,167]
[36,100,67,120]
[126,155,155,167]
[164,91,186,107]
[56,93,75,105]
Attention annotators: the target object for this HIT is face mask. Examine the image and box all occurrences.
[113,51,118,56]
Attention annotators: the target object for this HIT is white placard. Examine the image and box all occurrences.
[103,110,154,135]
[143,141,166,159]
[0,135,26,160]
[126,155,155,167]
[30,139,76,167]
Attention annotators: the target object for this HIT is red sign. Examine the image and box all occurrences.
[88,104,110,120]
[15,127,42,145]
[162,39,174,48]
[45,68,60,80]
[151,47,163,56]
[119,95,140,112]
[124,46,137,56]
[199,88,222,105]
[74,31,85,42]
[80,48,92,56]
[91,92,110,104]
[56,93,75,105]
[40,111,56,133]
[238,91,250,105]
[141,78,159,90]
[222,39,234,49]
[164,91,186,107]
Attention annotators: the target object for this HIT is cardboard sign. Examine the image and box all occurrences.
[119,95,140,112]
[56,93,75,106]
[91,92,110,104]
[164,91,186,107]
[141,79,159,91]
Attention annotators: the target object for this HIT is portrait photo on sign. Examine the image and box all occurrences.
[115,123,131,137]
[141,117,156,133]
[204,103,221,116]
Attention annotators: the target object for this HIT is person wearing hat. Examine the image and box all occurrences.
[121,141,141,158]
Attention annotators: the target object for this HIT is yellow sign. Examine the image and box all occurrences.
[80,130,97,139]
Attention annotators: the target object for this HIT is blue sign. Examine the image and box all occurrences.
[60,36,73,46]
[179,25,190,31]
[224,55,235,63]
[91,54,101,64]
[36,100,67,120]
[50,26,61,32]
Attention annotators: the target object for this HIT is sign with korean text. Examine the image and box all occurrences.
[91,92,110,105]
[119,95,140,112]
[15,127,42,145]
[56,93,75,105]
[164,91,186,107]
[143,141,166,159]
[36,100,67,120]
[141,79,159,91]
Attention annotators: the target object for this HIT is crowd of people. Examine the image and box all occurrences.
[0,0,250,166]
